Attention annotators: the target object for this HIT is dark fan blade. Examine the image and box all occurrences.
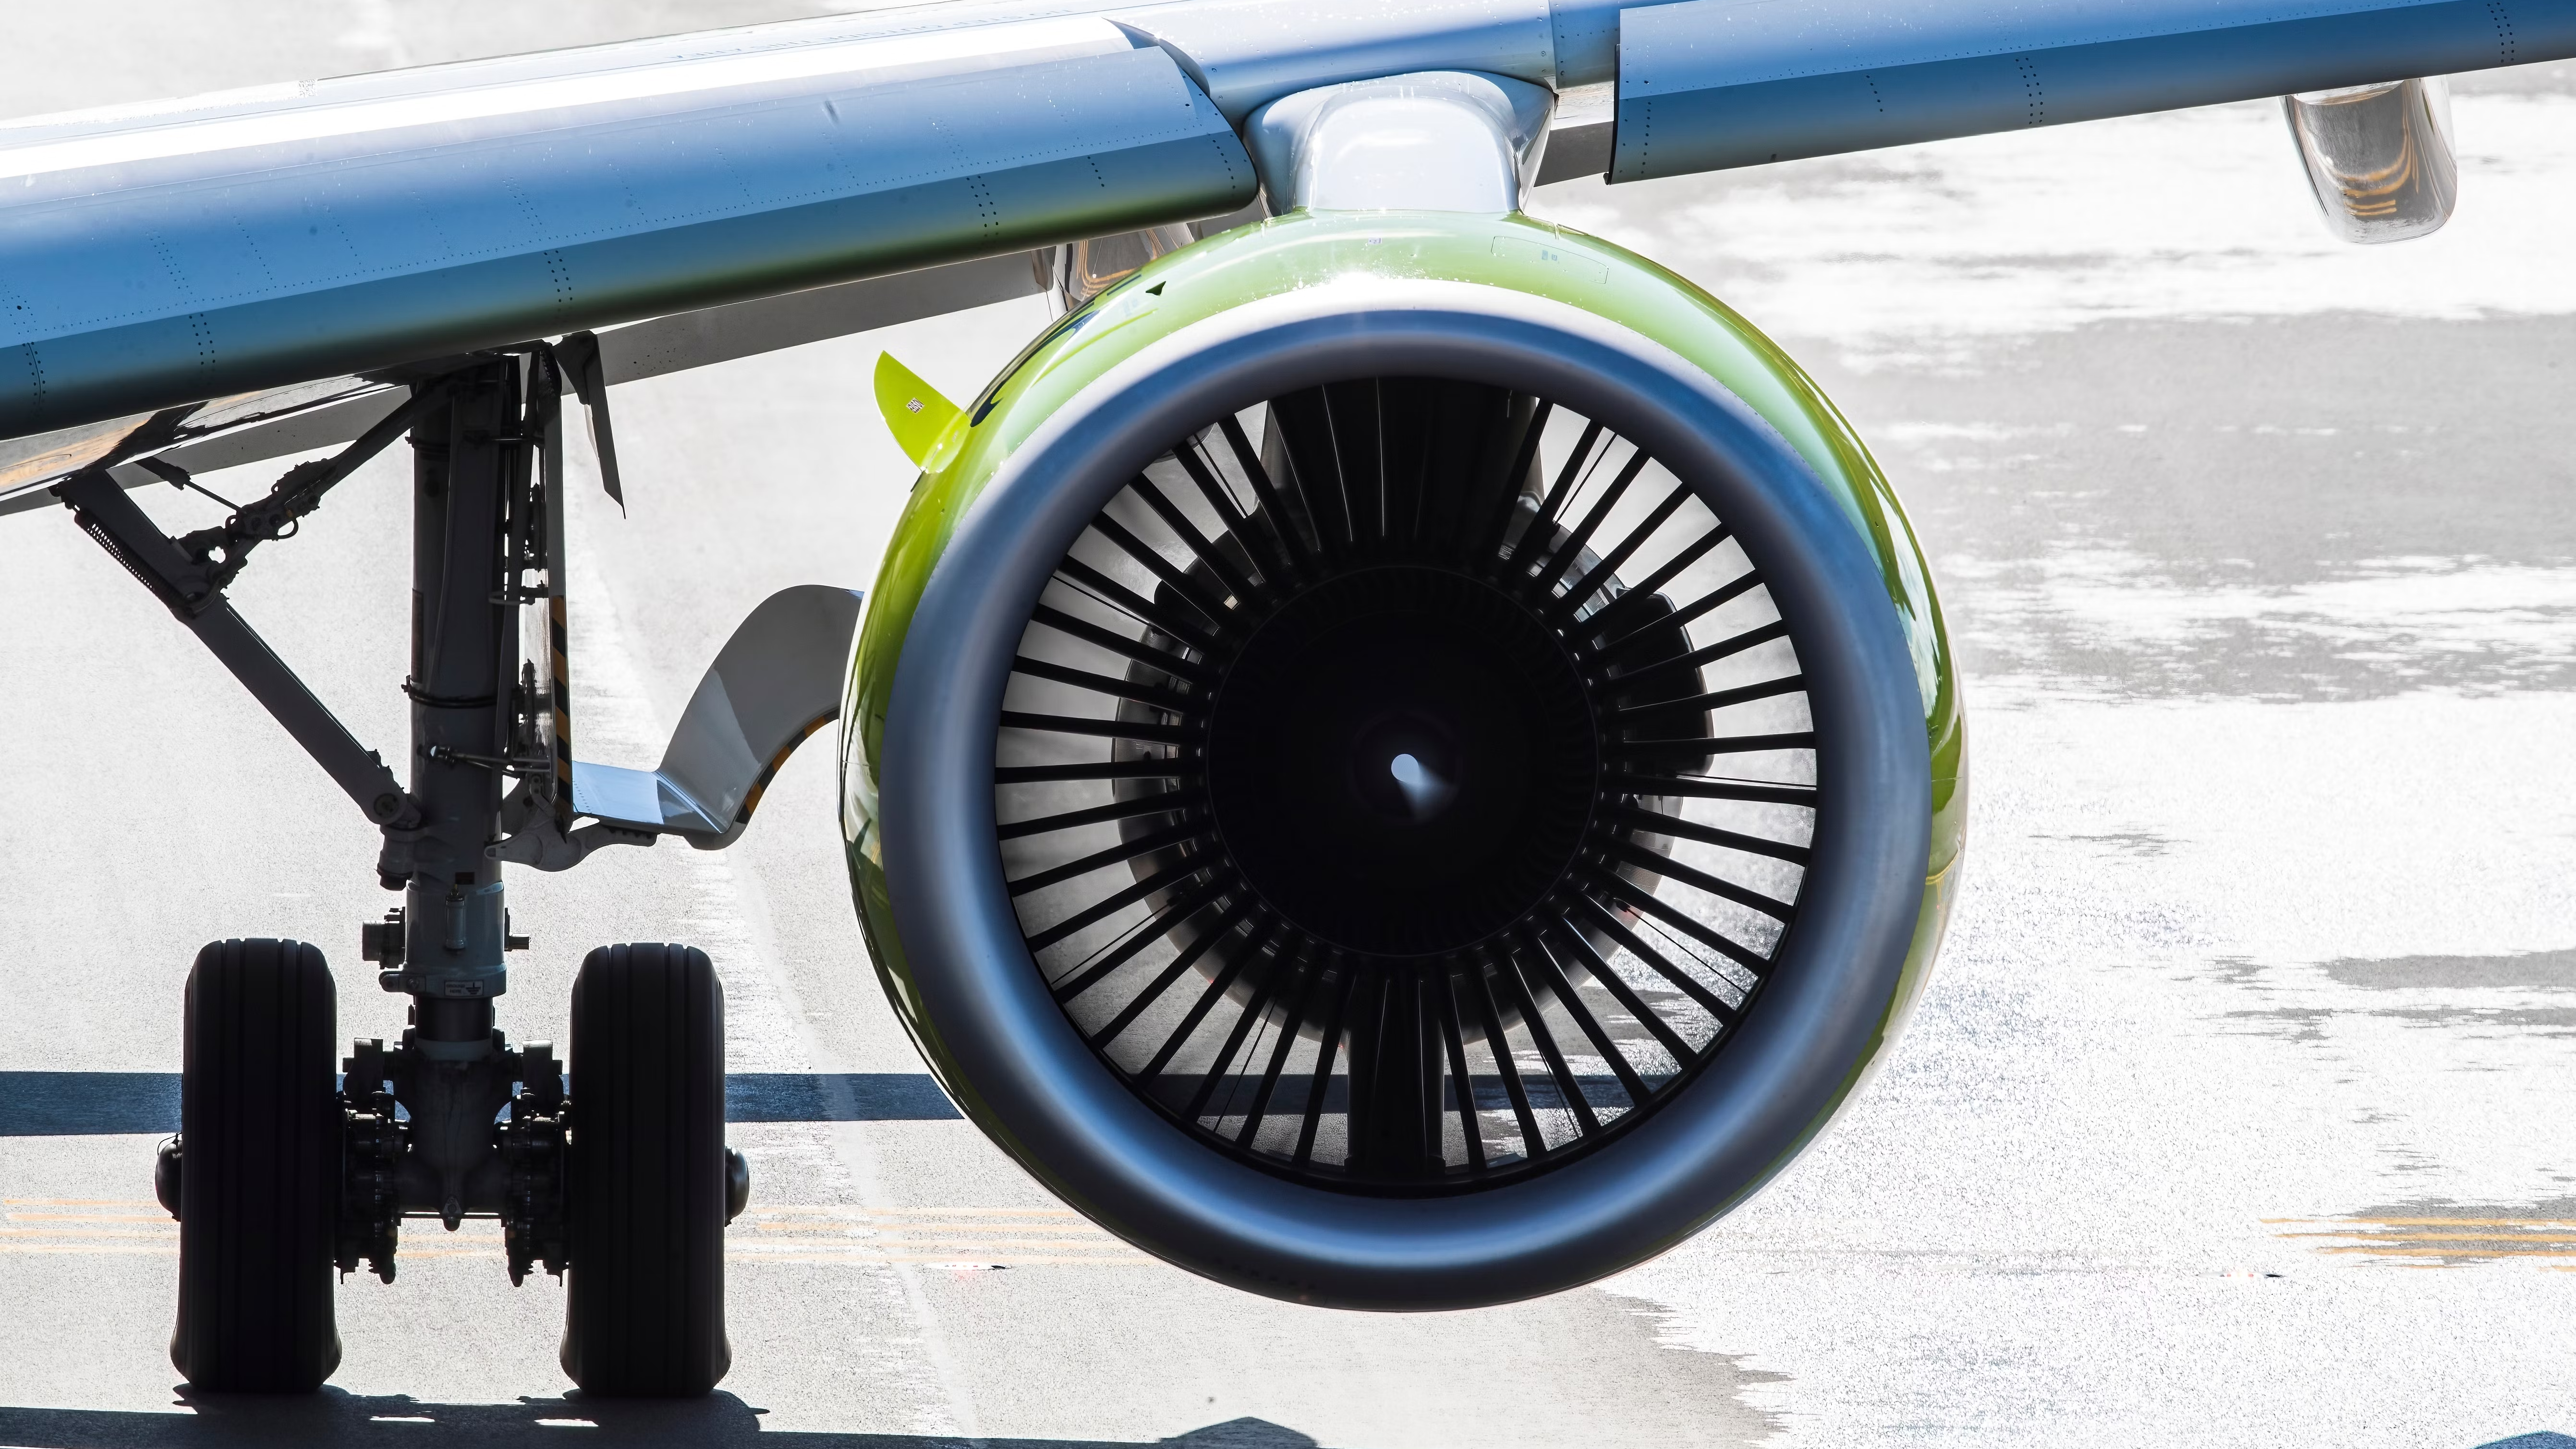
[1572,524,1732,640]
[1521,447,1653,603]
[1585,866,1774,977]
[994,758,1202,785]
[1168,437,1290,594]
[1601,774,1816,808]
[1344,966,1445,1180]
[1611,803,1810,866]
[1142,913,1278,1081]
[1182,928,1301,1118]
[1579,868,1770,983]
[1216,413,1316,577]
[1597,569,1763,661]
[1464,949,1546,1160]
[1553,482,1692,622]
[1128,473,1265,609]
[1001,790,1196,842]
[1433,964,1488,1173]
[1570,889,1748,1023]
[1501,418,1602,574]
[1460,396,1554,568]
[1008,818,1211,897]
[1009,655,1198,716]
[1610,730,1816,759]
[1518,924,1652,1104]
[1027,859,1215,954]
[1055,554,1225,652]
[1291,966,1358,1166]
[1496,944,1600,1134]
[1233,954,1331,1147]
[1052,873,1235,1003]
[1609,619,1791,690]
[1545,916,1702,1067]
[1614,674,1805,721]
[1085,513,1239,637]
[999,711,1196,746]
[1268,389,1355,563]
[1083,894,1257,1043]
[1029,604,1214,687]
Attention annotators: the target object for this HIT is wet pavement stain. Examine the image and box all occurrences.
[2323,950,2576,992]
[2222,1003,2576,1043]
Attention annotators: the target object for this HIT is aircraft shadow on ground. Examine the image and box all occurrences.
[0,1072,959,1135]
[0,1395,1316,1449]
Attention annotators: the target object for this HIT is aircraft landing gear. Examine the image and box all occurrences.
[122,353,754,1396]
[164,935,736,1395]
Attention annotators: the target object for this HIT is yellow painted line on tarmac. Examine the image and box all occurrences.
[0,1244,182,1256]
[0,1245,1151,1264]
[749,1237,1125,1248]
[2272,1214,2576,1265]
[747,1209,1087,1220]
[2268,1217,2576,1229]
[2283,1230,2576,1243]
[2316,1245,2576,1257]
[2,1198,159,1207]
[738,1256,1154,1268]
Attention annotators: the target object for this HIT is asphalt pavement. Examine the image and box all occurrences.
[0,5,2571,1446]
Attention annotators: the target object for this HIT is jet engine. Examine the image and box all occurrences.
[840,210,1966,1310]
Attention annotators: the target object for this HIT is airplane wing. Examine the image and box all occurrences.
[2,0,2568,504]
[1606,0,2559,178]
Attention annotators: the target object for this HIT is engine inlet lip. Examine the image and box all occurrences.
[884,278,1931,1309]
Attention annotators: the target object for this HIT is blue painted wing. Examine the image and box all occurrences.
[1613,0,2571,178]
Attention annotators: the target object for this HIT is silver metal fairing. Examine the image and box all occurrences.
[1246,71,1555,212]
[878,283,1931,1308]
[2283,76,2458,243]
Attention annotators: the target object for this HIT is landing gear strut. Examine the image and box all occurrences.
[97,352,749,1395]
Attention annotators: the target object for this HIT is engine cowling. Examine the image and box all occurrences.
[840,209,1966,1310]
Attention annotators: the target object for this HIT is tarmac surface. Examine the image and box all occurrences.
[1,5,2572,1446]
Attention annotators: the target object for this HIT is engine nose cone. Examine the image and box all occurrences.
[1382,749,1452,820]
[1205,565,1598,958]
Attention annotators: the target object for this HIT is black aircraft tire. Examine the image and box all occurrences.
[562,943,730,1397]
[171,938,342,1392]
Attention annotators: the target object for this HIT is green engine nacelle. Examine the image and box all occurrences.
[840,208,1964,1310]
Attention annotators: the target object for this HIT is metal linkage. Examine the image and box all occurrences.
[57,466,418,827]
[166,388,441,593]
